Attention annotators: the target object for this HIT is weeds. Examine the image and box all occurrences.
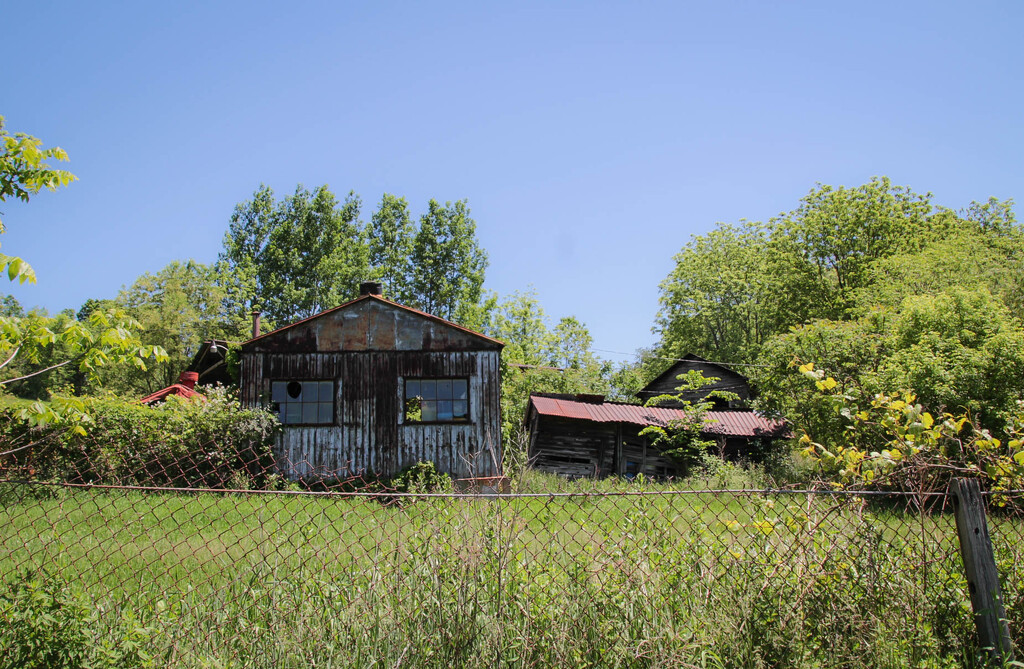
[0,483,1018,668]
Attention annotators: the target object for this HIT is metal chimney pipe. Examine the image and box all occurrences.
[360,281,383,297]
[251,310,261,338]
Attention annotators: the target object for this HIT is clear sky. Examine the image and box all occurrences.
[3,1,1022,361]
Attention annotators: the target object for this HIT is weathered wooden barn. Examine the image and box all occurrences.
[239,282,504,480]
[186,339,234,387]
[526,392,788,479]
[636,354,753,408]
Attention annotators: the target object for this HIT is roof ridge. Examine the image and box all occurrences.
[242,294,504,348]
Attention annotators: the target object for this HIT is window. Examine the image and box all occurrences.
[404,378,469,423]
[271,380,334,425]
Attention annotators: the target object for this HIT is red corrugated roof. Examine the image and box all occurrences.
[529,394,788,438]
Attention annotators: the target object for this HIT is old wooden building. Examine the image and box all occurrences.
[239,282,504,480]
[526,392,788,479]
[636,354,753,408]
[527,354,787,479]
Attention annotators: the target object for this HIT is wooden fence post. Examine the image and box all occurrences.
[952,478,1014,662]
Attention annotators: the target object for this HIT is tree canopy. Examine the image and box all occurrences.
[220,184,368,325]
[220,185,489,329]
[483,289,612,445]
[656,178,1024,445]
[655,178,974,365]
[112,260,248,393]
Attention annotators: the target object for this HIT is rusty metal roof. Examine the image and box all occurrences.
[241,294,504,349]
[528,393,788,438]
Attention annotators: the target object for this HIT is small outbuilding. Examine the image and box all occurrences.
[239,282,504,480]
[525,355,787,479]
[636,353,753,408]
[525,393,788,479]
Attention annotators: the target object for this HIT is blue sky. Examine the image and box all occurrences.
[3,1,1022,361]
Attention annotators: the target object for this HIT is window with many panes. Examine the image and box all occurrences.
[404,378,469,423]
[271,380,334,425]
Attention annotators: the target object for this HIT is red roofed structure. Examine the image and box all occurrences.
[140,371,203,406]
[525,392,788,479]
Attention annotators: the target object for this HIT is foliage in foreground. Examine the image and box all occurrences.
[757,288,1024,447]
[1,485,1011,668]
[797,362,1024,495]
[0,114,78,283]
[1,387,278,489]
[0,571,156,669]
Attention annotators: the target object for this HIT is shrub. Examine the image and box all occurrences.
[798,363,1024,494]
[0,571,156,669]
[390,461,452,493]
[2,387,279,489]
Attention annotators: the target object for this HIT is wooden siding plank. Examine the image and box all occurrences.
[242,347,501,480]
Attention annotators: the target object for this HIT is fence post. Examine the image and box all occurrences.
[952,478,1014,662]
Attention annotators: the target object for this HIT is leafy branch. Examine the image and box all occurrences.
[640,370,740,471]
[796,362,1024,494]
[0,114,78,283]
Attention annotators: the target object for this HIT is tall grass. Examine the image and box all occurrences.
[1,478,1018,668]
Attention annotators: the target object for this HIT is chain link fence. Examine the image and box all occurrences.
[1,444,1022,668]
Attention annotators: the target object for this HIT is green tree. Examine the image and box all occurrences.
[1,307,81,398]
[366,193,415,302]
[552,316,594,370]
[854,202,1024,316]
[775,177,935,318]
[754,289,1024,447]
[753,312,891,449]
[113,260,246,393]
[605,347,669,402]
[486,290,611,445]
[0,115,77,284]
[407,199,488,323]
[0,307,166,432]
[881,289,1024,431]
[0,120,162,431]
[656,223,779,363]
[640,370,739,472]
[220,184,368,325]
[222,187,493,329]
[656,181,1024,369]
[0,294,24,317]
[488,290,554,366]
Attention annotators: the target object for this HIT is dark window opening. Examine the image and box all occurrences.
[272,380,334,425]
[404,378,469,423]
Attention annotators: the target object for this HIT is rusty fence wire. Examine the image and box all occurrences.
[1,448,1023,668]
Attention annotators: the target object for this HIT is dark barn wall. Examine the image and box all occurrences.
[240,298,502,479]
[528,416,678,480]
[638,359,752,408]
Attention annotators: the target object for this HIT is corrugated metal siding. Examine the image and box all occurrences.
[241,349,502,480]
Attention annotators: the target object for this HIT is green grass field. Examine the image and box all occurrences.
[2,476,1021,668]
